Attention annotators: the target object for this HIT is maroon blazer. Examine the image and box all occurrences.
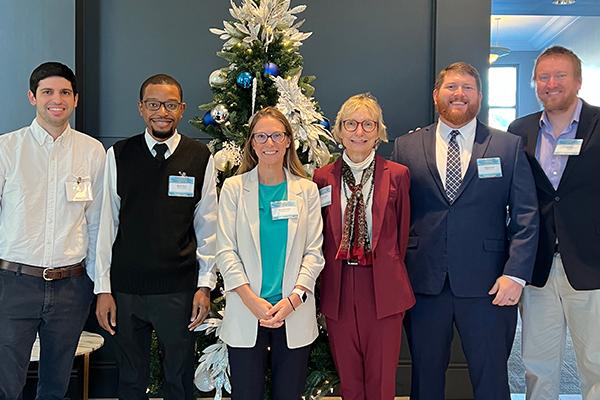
[313,155,415,320]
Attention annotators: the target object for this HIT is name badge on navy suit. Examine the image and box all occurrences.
[477,157,502,178]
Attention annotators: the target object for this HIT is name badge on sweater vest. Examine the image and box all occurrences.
[168,175,195,197]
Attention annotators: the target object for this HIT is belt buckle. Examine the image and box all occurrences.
[42,267,54,281]
[346,259,359,266]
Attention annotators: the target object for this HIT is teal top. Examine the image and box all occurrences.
[259,180,288,305]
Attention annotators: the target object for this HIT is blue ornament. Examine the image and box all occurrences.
[236,71,253,89]
[318,117,331,131]
[263,62,280,77]
[202,110,215,126]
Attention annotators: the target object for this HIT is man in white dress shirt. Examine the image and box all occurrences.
[0,62,106,399]
[94,74,217,400]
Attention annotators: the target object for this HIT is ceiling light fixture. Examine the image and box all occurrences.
[490,17,511,64]
[552,0,576,5]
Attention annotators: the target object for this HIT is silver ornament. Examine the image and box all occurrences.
[210,104,229,124]
[209,69,227,87]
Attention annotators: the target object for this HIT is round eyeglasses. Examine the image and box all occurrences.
[252,132,287,144]
[142,100,182,112]
[342,119,378,133]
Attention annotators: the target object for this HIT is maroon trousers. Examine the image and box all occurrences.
[326,265,404,400]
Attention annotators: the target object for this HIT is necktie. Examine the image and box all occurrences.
[153,143,168,162]
[445,130,462,203]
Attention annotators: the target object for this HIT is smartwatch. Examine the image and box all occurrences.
[292,288,308,303]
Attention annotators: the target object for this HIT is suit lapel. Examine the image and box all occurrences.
[422,125,447,201]
[519,113,556,194]
[559,101,600,188]
[371,155,388,251]
[284,171,302,267]
[452,121,492,202]
[242,169,261,261]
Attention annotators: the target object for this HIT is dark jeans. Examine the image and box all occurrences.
[0,269,94,400]
[113,291,196,400]
[228,325,311,400]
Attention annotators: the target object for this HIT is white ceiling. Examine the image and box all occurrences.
[491,15,582,51]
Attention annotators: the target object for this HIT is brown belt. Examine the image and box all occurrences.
[0,259,85,281]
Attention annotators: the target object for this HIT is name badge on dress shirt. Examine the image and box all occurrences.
[319,185,332,207]
[271,200,299,220]
[554,138,583,156]
[168,175,195,197]
[65,176,93,202]
[476,157,503,179]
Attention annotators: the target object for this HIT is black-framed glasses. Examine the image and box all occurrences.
[252,131,287,144]
[342,119,378,133]
[142,100,182,112]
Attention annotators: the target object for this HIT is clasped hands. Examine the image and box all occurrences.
[244,292,302,329]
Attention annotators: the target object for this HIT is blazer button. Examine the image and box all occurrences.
[554,196,560,202]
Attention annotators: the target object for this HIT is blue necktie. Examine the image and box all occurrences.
[445,130,462,203]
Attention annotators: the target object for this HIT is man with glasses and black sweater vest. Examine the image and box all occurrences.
[94,74,218,400]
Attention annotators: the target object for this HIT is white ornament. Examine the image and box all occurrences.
[210,104,229,124]
[209,69,227,87]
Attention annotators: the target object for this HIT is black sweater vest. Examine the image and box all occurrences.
[111,134,211,294]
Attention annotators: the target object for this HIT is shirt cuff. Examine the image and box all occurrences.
[504,275,526,287]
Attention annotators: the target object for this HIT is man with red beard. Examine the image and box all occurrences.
[392,62,539,399]
[94,74,218,399]
[508,46,600,400]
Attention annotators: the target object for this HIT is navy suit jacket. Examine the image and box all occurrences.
[508,101,600,290]
[392,121,539,297]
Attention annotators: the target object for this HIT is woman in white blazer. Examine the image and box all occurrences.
[217,107,325,399]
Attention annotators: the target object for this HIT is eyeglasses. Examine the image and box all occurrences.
[252,132,287,144]
[142,100,182,112]
[342,119,378,133]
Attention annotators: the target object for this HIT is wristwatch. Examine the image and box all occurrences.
[292,288,308,303]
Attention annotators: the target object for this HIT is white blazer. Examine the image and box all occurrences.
[217,167,325,348]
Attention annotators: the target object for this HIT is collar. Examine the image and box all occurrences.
[144,129,181,154]
[30,118,72,146]
[342,150,376,172]
[539,98,582,131]
[436,118,477,144]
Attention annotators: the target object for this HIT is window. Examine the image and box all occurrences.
[488,66,517,131]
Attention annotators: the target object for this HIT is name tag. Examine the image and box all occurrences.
[168,176,195,197]
[319,185,332,207]
[271,200,299,220]
[66,177,93,202]
[477,157,502,179]
[554,138,583,156]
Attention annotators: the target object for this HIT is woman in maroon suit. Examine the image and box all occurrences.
[313,93,415,400]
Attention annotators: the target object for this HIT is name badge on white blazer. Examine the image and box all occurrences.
[477,157,502,178]
[319,185,332,207]
[271,200,299,220]
[168,175,195,197]
[554,138,583,156]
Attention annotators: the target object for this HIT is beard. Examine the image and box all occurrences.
[435,95,480,127]
[539,92,578,113]
[150,127,175,140]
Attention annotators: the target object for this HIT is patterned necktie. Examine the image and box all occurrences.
[445,130,462,203]
[153,143,168,161]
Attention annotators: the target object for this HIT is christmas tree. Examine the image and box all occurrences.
[190,1,338,399]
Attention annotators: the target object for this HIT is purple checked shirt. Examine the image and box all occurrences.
[535,98,583,190]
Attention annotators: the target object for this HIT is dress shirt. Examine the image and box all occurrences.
[435,118,477,188]
[435,119,525,287]
[535,98,582,190]
[94,129,218,293]
[0,119,106,279]
[340,150,375,240]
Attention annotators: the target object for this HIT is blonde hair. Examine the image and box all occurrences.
[332,93,388,144]
[237,107,307,178]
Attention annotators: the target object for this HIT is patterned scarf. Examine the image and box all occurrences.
[336,155,375,265]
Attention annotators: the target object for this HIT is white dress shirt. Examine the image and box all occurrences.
[0,119,106,279]
[94,129,218,293]
[435,119,525,287]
